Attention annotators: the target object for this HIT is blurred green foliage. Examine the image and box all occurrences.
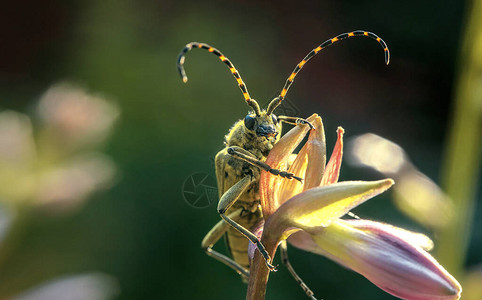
[0,0,479,299]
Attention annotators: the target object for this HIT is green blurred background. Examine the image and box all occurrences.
[0,0,480,299]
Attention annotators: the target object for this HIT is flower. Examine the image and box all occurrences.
[346,133,454,230]
[37,82,120,149]
[0,84,118,213]
[11,273,119,300]
[247,114,461,300]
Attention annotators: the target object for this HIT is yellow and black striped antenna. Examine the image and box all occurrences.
[267,31,390,115]
[177,42,262,116]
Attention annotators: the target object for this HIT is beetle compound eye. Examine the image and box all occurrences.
[271,114,278,124]
[244,114,256,130]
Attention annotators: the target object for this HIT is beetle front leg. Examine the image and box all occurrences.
[227,146,303,182]
[277,115,314,129]
[217,175,277,272]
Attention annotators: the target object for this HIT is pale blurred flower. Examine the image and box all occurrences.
[0,84,120,300]
[0,111,36,165]
[0,83,118,213]
[37,82,120,148]
[0,111,37,203]
[348,133,406,174]
[394,171,453,229]
[12,273,119,300]
[35,153,117,212]
[346,133,454,230]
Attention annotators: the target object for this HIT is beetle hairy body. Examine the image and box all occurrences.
[215,112,282,273]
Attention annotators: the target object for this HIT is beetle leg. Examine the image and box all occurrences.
[227,146,303,182]
[217,175,277,272]
[280,240,317,300]
[202,208,250,281]
[277,115,314,130]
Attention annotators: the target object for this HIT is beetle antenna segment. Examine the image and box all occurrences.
[177,42,262,115]
[267,31,390,115]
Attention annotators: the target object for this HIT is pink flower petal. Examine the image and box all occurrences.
[287,230,321,253]
[294,219,462,300]
[344,219,434,251]
[320,127,344,186]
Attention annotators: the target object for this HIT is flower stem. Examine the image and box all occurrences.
[246,236,279,300]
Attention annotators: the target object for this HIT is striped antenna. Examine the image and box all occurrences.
[177,42,261,115]
[267,31,390,114]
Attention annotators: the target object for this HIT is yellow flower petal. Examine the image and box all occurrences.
[278,144,307,205]
[278,116,326,204]
[260,114,317,217]
[264,179,394,238]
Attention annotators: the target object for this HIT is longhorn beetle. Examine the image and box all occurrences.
[177,31,390,299]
